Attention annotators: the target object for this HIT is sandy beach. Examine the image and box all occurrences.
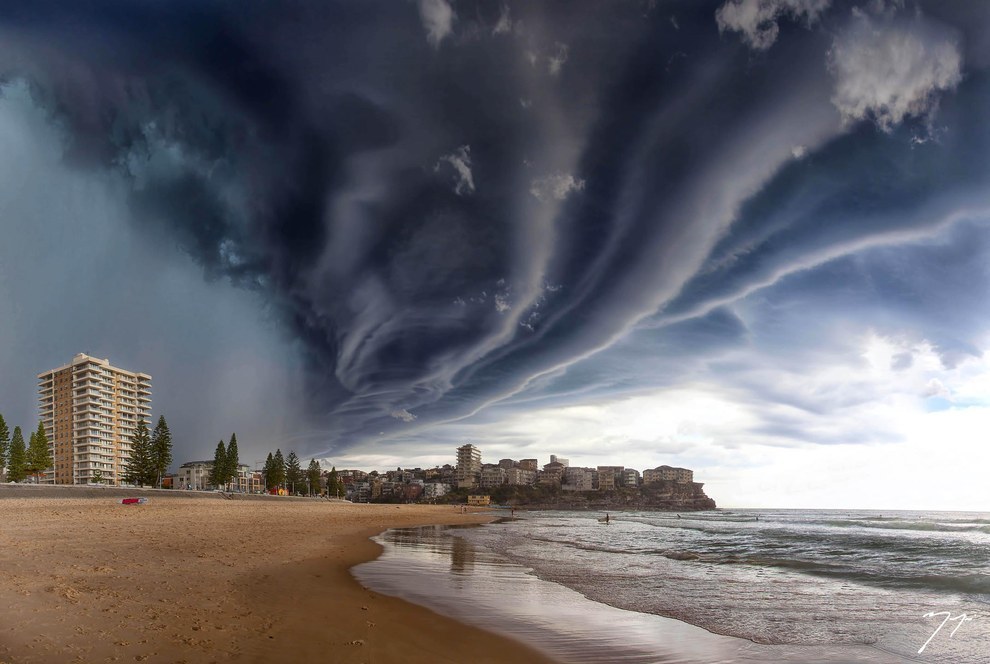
[0,494,553,663]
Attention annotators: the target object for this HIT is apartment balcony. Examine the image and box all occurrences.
[72,425,100,435]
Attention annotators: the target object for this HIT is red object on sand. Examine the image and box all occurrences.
[120,497,148,505]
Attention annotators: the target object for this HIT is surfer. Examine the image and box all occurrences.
[605,513,610,524]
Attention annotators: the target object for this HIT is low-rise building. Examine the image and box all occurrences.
[401,483,424,503]
[349,481,371,503]
[539,461,566,486]
[562,467,595,491]
[423,482,451,499]
[621,468,640,487]
[173,461,212,491]
[233,468,263,493]
[505,467,536,486]
[467,495,491,506]
[597,466,624,491]
[172,461,260,492]
[518,459,539,472]
[643,465,694,484]
[480,465,507,488]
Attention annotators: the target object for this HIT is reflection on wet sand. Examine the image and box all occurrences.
[355,525,903,664]
[450,534,476,574]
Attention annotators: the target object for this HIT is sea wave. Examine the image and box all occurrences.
[823,519,990,534]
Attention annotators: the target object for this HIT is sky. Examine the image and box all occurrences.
[2,0,990,510]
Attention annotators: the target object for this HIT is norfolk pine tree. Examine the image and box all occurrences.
[263,452,275,491]
[25,430,36,481]
[125,420,154,485]
[327,466,340,498]
[306,459,321,496]
[0,413,9,477]
[285,451,302,494]
[273,449,286,490]
[26,422,53,482]
[7,426,27,482]
[210,440,227,489]
[150,415,173,488]
[225,433,239,490]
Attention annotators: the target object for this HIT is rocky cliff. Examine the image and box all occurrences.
[506,480,716,511]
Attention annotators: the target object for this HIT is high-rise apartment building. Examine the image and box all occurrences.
[38,353,152,485]
[456,443,481,489]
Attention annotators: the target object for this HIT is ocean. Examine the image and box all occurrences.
[352,509,990,663]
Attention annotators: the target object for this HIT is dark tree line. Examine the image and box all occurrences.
[261,448,329,496]
[0,414,53,483]
[122,415,174,487]
[326,466,344,498]
[208,433,241,490]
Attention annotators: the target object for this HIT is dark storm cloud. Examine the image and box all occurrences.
[3,0,990,455]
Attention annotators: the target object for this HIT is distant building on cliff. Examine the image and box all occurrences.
[643,465,693,484]
[597,466,624,491]
[562,467,595,491]
[456,443,482,488]
[518,458,539,472]
[539,459,566,486]
[505,467,536,486]
[38,353,152,486]
[480,464,506,488]
[622,468,641,487]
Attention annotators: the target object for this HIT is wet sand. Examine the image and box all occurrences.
[0,496,554,663]
[355,525,909,664]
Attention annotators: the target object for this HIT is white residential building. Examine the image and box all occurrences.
[39,353,151,485]
[456,443,482,488]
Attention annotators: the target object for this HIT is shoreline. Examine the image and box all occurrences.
[0,495,554,663]
[355,522,911,664]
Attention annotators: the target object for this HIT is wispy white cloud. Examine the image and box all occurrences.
[493,4,512,35]
[390,408,417,422]
[716,0,830,51]
[828,10,962,132]
[530,173,585,202]
[435,145,475,195]
[548,42,569,75]
[418,0,455,48]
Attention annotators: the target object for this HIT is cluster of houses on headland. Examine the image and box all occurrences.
[157,444,694,503]
[161,443,697,504]
[335,444,696,503]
